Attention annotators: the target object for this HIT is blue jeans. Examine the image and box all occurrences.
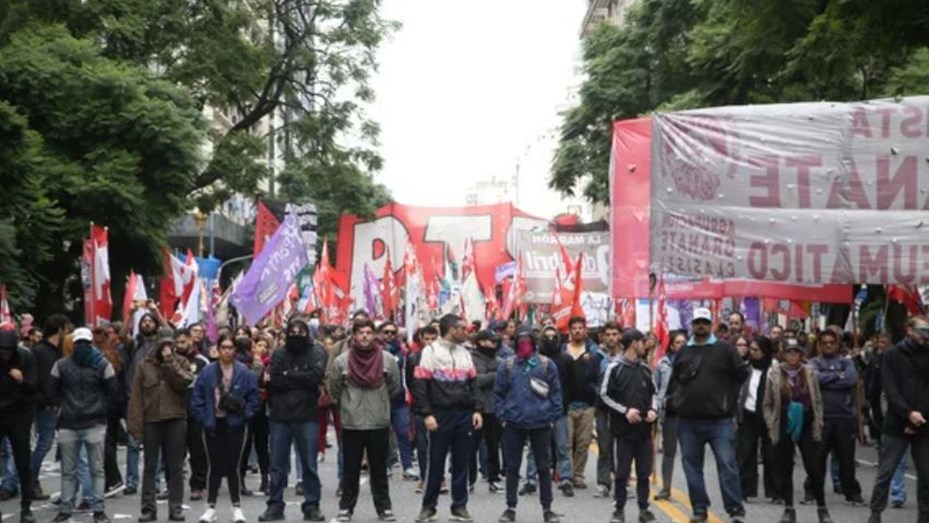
[391,405,414,470]
[678,417,744,517]
[126,435,140,490]
[0,438,16,494]
[58,425,106,514]
[526,415,571,486]
[891,455,907,504]
[267,421,320,514]
[30,409,57,485]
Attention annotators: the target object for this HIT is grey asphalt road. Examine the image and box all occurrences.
[0,429,920,523]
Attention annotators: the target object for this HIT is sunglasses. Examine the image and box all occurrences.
[382,330,397,335]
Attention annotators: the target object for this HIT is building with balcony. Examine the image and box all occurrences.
[580,0,638,37]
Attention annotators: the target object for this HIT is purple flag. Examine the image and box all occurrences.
[363,263,381,317]
[231,213,308,325]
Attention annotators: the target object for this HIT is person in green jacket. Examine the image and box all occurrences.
[329,318,400,523]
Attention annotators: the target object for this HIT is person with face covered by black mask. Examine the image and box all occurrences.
[521,326,573,497]
[259,319,328,523]
[0,329,38,523]
[469,330,503,493]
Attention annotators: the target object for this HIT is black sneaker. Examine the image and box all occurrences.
[595,484,611,498]
[302,506,325,522]
[32,485,51,501]
[559,483,574,498]
[257,510,284,522]
[168,510,185,522]
[518,483,536,496]
[778,508,796,523]
[138,511,157,523]
[639,509,657,523]
[610,510,625,523]
[335,509,352,522]
[498,509,516,523]
[653,489,671,501]
[866,511,881,523]
[124,486,138,496]
[799,494,815,505]
[817,507,834,523]
[105,482,125,498]
[488,481,502,493]
[543,510,560,523]
[689,514,708,523]
[52,513,72,523]
[156,491,169,501]
[21,510,36,523]
[94,512,111,523]
[449,507,473,522]
[414,508,438,523]
[377,509,396,522]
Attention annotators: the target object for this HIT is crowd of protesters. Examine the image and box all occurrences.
[0,304,926,523]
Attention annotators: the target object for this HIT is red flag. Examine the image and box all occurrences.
[82,239,95,326]
[652,276,669,367]
[551,266,572,332]
[168,250,199,326]
[89,225,112,326]
[159,248,196,319]
[887,285,924,316]
[461,238,476,282]
[313,239,336,321]
[122,271,142,326]
[382,248,400,320]
[569,253,585,320]
[253,201,282,255]
[0,284,12,326]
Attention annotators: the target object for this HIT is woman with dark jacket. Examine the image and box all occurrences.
[763,340,831,523]
[736,336,779,503]
[191,334,259,523]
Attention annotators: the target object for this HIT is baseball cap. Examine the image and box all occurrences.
[158,336,175,347]
[73,327,93,343]
[692,308,713,323]
[489,320,507,332]
[784,339,804,353]
[621,328,645,347]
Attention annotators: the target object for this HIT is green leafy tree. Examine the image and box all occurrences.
[0,27,205,315]
[554,0,929,203]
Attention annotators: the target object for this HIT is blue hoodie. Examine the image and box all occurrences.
[808,354,857,419]
[494,354,563,429]
[191,360,260,431]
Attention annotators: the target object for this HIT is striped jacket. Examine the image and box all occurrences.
[412,338,480,415]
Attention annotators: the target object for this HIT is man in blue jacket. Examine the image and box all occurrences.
[494,326,561,523]
[808,329,865,505]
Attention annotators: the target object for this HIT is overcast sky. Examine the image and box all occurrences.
[367,0,587,218]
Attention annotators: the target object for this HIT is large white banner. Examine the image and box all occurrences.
[650,96,929,285]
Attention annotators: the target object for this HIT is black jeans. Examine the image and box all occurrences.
[819,417,861,500]
[736,410,778,499]
[774,414,824,507]
[104,410,123,489]
[614,434,652,511]
[142,419,187,515]
[205,419,247,505]
[341,428,391,513]
[660,415,678,492]
[595,406,614,488]
[502,425,553,511]
[870,434,929,521]
[470,412,501,484]
[187,418,208,491]
[0,415,32,510]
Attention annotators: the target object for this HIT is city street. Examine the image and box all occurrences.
[0,428,920,523]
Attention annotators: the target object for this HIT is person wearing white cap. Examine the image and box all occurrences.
[49,327,120,523]
[667,308,750,523]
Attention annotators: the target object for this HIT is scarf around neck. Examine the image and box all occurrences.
[348,341,384,389]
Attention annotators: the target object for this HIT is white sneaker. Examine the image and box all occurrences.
[232,508,246,523]
[198,508,217,523]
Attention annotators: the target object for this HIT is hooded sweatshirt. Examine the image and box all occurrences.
[267,320,327,422]
[0,331,37,415]
[49,342,119,430]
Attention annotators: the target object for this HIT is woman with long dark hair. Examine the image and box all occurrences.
[763,340,832,523]
[190,334,259,523]
[736,336,779,502]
